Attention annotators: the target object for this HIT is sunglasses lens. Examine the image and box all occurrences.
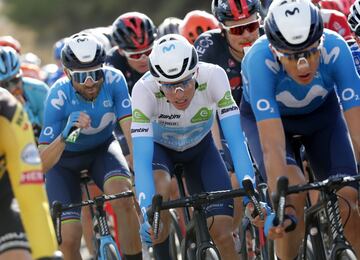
[128,49,152,60]
[72,69,103,84]
[228,21,259,35]
[1,76,21,89]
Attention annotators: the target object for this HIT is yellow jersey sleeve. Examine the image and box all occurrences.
[0,89,58,259]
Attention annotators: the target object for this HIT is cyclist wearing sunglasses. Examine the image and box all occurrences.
[240,0,360,258]
[132,34,255,260]
[106,12,157,95]
[38,33,143,260]
[194,0,262,234]
[348,0,360,74]
[0,46,49,142]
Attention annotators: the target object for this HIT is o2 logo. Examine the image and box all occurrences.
[256,99,274,112]
[341,88,359,102]
[162,44,175,53]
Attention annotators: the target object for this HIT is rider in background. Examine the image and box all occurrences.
[313,0,353,40]
[194,0,262,235]
[179,10,219,44]
[240,0,360,258]
[0,47,49,142]
[45,38,66,87]
[106,12,157,164]
[38,33,142,260]
[157,17,182,37]
[347,0,360,73]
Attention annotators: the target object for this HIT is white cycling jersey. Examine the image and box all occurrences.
[131,62,239,151]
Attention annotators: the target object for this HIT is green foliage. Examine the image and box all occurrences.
[3,0,211,39]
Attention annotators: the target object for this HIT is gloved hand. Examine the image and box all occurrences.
[139,220,152,247]
[62,111,81,142]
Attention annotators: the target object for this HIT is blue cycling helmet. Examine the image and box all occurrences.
[0,46,21,82]
[53,38,66,61]
[61,33,106,70]
[264,0,323,52]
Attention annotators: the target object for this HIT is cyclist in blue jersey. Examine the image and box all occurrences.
[38,33,142,260]
[240,0,360,258]
[348,0,360,74]
[131,34,255,260]
[0,46,49,140]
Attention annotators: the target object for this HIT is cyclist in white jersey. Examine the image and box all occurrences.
[131,34,255,260]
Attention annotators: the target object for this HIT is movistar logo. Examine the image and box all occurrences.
[191,107,212,123]
[132,109,150,123]
[162,44,175,53]
[285,8,300,17]
[218,91,235,108]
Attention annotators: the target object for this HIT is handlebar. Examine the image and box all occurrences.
[273,174,360,226]
[51,191,134,244]
[242,178,265,220]
[148,188,247,238]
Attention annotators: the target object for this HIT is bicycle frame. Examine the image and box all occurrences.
[275,175,359,260]
[51,191,133,260]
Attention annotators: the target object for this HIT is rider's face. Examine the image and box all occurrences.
[66,66,104,101]
[159,75,196,110]
[222,14,260,54]
[273,41,322,85]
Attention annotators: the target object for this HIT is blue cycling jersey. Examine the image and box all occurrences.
[349,41,360,75]
[39,66,132,151]
[242,29,360,122]
[22,77,49,126]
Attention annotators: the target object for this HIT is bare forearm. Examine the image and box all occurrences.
[344,107,360,162]
[263,149,287,194]
[39,135,65,173]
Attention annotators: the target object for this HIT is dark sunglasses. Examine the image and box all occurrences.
[69,68,104,84]
[222,19,260,35]
[1,76,22,89]
[123,47,153,60]
[273,39,323,61]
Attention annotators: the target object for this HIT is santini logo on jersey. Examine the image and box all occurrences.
[220,106,238,114]
[131,127,149,133]
[158,114,181,120]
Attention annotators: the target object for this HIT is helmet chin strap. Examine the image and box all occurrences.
[297,57,310,70]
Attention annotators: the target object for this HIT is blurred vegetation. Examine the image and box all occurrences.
[1,0,211,63]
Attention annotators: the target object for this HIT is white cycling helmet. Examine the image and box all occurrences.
[265,0,323,51]
[149,34,198,83]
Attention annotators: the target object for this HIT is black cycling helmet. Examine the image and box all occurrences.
[112,12,157,51]
[265,0,323,52]
[212,0,260,22]
[61,33,106,70]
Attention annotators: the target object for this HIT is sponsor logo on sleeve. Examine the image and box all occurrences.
[20,170,44,184]
[21,144,41,165]
[197,83,207,91]
[132,109,150,123]
[218,91,235,108]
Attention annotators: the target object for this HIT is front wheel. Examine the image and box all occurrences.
[103,243,120,260]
